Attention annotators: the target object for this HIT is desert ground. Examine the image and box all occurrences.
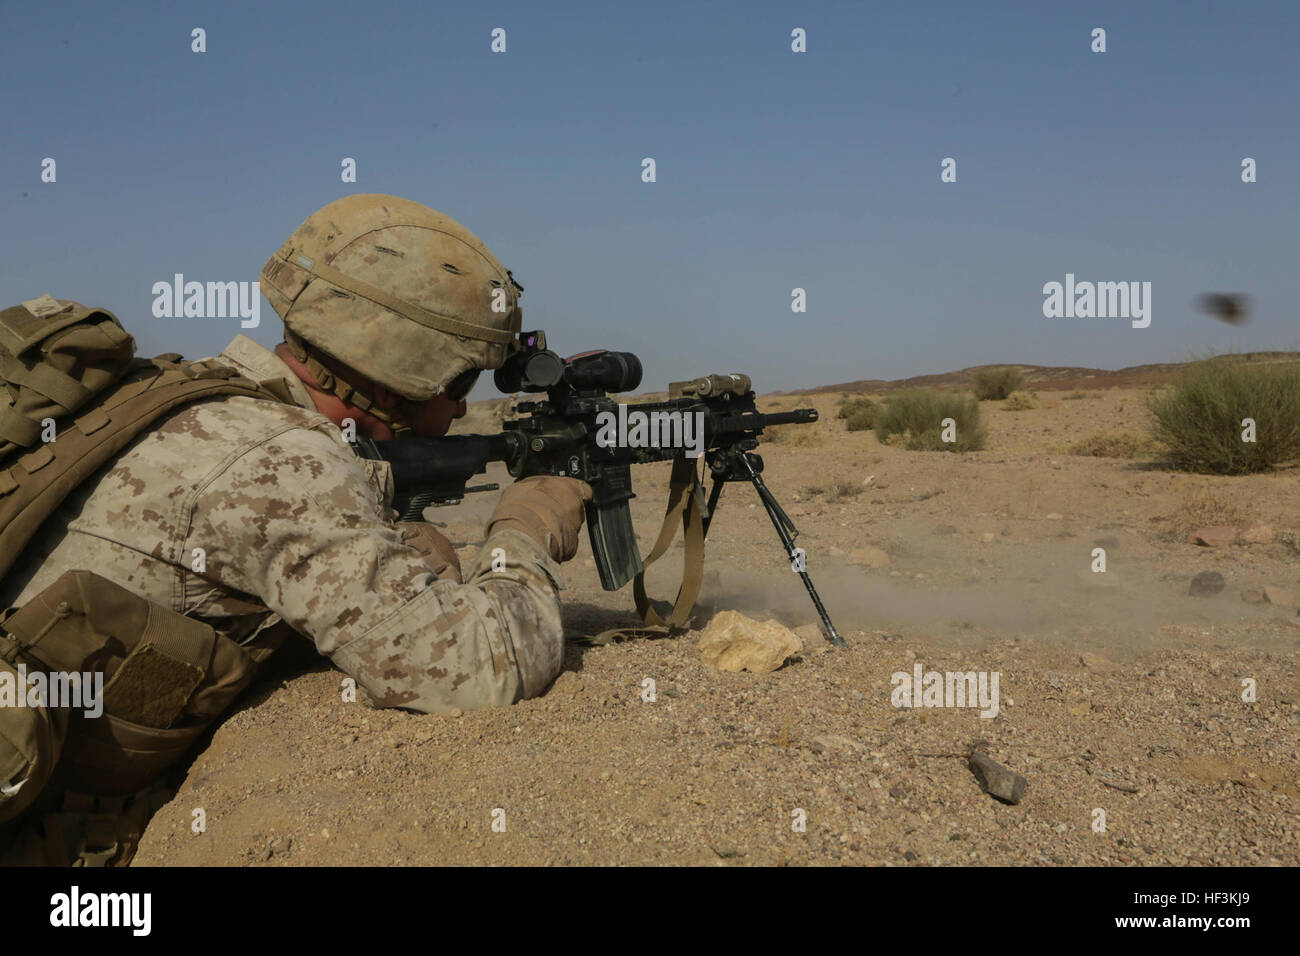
[134,362,1299,866]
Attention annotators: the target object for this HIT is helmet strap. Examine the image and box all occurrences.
[283,332,415,438]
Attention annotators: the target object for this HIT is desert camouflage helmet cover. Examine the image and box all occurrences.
[261,194,523,401]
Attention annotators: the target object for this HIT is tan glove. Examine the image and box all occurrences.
[399,521,462,583]
[485,476,593,562]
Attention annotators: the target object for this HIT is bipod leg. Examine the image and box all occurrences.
[702,476,725,538]
[738,454,846,648]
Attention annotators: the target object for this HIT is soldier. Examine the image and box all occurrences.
[0,194,590,863]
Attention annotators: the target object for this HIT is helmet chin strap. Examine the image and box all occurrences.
[285,331,415,438]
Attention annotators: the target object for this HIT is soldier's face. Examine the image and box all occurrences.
[407,393,468,437]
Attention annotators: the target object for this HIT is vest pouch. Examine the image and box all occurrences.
[54,711,211,796]
[0,655,70,824]
[1,569,261,798]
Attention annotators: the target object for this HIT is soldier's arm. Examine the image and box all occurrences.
[189,424,567,713]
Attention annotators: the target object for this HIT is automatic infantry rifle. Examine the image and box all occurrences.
[351,331,845,647]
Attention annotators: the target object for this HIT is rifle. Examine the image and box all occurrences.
[351,331,845,646]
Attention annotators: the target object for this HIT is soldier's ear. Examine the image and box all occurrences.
[372,385,402,410]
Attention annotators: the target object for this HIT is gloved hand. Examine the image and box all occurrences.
[485,476,593,562]
[399,521,463,583]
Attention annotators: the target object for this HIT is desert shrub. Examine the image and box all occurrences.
[1160,490,1252,538]
[826,479,862,502]
[845,408,875,432]
[972,367,1024,400]
[765,423,824,446]
[836,396,875,418]
[1148,358,1300,474]
[1002,390,1037,411]
[875,389,986,452]
[1069,430,1158,458]
[1064,391,1088,400]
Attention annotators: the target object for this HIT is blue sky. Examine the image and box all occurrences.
[2,0,1296,395]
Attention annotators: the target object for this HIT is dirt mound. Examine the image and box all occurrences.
[131,384,1300,867]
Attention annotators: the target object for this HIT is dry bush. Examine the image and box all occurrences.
[876,389,986,451]
[972,367,1025,400]
[826,479,862,502]
[1160,490,1253,537]
[1002,390,1037,411]
[765,423,824,446]
[1148,358,1300,473]
[1069,430,1159,458]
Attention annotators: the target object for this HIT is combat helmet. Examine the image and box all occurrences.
[261,194,523,427]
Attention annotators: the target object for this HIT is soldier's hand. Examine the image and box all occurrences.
[485,476,593,562]
[399,521,463,583]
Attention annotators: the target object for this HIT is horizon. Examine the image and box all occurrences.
[4,1,1297,398]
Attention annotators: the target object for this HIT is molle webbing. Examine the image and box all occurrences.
[0,354,285,582]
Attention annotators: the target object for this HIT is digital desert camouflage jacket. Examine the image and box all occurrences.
[1,336,567,713]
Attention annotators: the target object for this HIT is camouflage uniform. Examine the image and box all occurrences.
[1,335,567,713]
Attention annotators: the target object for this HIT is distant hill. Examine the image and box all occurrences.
[792,351,1300,395]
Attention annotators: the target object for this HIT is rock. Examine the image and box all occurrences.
[981,533,996,544]
[1189,526,1238,547]
[1045,513,1063,520]
[1238,523,1274,544]
[1241,589,1265,605]
[968,752,1027,804]
[1189,571,1226,597]
[934,524,958,535]
[849,546,891,569]
[1263,586,1295,607]
[808,734,865,755]
[698,610,802,673]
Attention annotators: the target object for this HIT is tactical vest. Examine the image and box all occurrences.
[0,296,292,865]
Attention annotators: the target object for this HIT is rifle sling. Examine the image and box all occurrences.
[589,455,706,644]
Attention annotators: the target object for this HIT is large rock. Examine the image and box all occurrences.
[1189,523,1274,547]
[1263,586,1295,607]
[1189,526,1238,547]
[698,610,802,673]
[1238,523,1274,544]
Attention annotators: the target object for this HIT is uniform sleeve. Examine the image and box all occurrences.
[187,426,567,713]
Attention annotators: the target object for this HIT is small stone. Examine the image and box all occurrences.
[981,533,996,544]
[809,734,865,755]
[1189,571,1226,597]
[1045,513,1063,520]
[934,524,958,535]
[1241,589,1265,605]
[1263,586,1295,607]
[449,708,463,718]
[968,752,1028,804]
